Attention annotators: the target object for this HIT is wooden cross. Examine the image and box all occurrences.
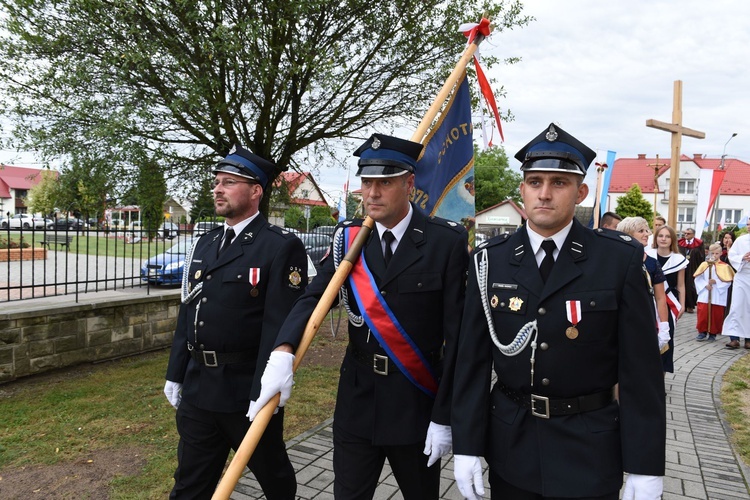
[646,80,705,227]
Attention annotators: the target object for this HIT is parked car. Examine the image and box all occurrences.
[159,222,180,239]
[52,217,86,230]
[7,213,46,229]
[141,238,196,285]
[313,225,336,238]
[193,221,223,237]
[298,233,331,270]
[0,216,7,229]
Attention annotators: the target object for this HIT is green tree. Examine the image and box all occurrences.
[135,158,167,237]
[615,184,654,227]
[26,169,59,216]
[310,205,336,228]
[284,206,305,230]
[190,177,217,222]
[54,154,114,219]
[0,0,531,216]
[473,144,522,211]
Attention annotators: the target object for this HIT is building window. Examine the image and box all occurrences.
[678,180,695,195]
[718,209,743,225]
[677,207,694,223]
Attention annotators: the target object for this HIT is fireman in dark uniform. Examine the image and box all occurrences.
[248,133,469,499]
[452,124,666,499]
[164,145,307,499]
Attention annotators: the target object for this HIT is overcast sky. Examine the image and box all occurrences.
[4,0,749,207]
[316,0,750,203]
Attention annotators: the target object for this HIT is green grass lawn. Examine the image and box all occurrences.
[720,352,750,467]
[0,348,339,498]
[3,231,187,259]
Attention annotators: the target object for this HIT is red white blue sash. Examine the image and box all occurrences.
[344,226,439,398]
[665,290,682,324]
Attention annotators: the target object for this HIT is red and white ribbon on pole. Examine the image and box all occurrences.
[458,18,505,144]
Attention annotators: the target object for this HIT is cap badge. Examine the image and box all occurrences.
[545,125,558,142]
[371,137,381,150]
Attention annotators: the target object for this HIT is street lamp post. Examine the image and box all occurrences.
[710,132,737,241]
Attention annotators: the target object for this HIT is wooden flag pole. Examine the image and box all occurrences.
[211,22,490,500]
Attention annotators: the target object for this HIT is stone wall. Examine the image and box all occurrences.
[0,291,180,383]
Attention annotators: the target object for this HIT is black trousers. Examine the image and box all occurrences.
[489,469,618,500]
[170,400,296,499]
[332,423,440,500]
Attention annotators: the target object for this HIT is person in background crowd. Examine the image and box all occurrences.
[647,225,688,372]
[678,228,705,313]
[452,123,665,500]
[617,216,671,353]
[646,216,666,246]
[600,211,622,230]
[720,231,741,348]
[164,145,308,499]
[693,243,734,342]
[723,233,750,349]
[248,133,469,500]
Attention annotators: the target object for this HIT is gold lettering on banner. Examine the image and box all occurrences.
[437,122,471,166]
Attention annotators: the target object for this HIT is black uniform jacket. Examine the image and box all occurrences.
[276,207,468,446]
[452,221,666,497]
[166,215,308,413]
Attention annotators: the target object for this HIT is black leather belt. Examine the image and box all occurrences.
[496,380,615,419]
[188,344,258,367]
[347,344,443,376]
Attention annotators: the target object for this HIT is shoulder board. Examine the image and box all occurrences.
[427,216,466,233]
[337,218,364,229]
[477,233,511,250]
[593,228,641,247]
[267,224,298,239]
[206,225,223,234]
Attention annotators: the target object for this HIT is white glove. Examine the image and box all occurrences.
[622,474,663,500]
[423,422,452,467]
[453,454,484,499]
[246,351,295,421]
[164,380,182,409]
[658,321,670,350]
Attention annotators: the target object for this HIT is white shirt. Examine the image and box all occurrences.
[526,220,574,267]
[375,204,413,256]
[223,211,261,245]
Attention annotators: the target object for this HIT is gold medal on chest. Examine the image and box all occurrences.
[508,296,523,312]
[566,326,579,340]
[194,270,202,280]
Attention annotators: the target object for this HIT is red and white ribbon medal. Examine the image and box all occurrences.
[249,267,260,297]
[565,300,581,339]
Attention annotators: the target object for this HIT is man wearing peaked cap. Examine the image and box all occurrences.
[165,145,307,499]
[515,122,597,176]
[212,144,282,191]
[452,124,666,499]
[249,133,469,499]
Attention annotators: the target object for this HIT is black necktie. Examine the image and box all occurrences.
[539,239,556,283]
[382,230,395,267]
[219,228,235,256]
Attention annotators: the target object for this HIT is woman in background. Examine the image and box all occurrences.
[648,225,688,372]
[617,217,671,357]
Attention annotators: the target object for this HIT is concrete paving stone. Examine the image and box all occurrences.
[295,464,325,485]
[223,312,749,499]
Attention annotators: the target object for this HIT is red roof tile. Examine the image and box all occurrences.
[608,155,750,195]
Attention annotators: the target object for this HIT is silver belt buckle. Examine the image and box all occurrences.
[531,394,550,419]
[373,354,389,375]
[202,350,218,367]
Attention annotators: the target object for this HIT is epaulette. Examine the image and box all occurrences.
[427,216,466,233]
[337,218,364,229]
[593,227,642,248]
[475,233,510,251]
[268,224,299,239]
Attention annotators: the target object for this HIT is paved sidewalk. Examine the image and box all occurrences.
[231,313,750,500]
